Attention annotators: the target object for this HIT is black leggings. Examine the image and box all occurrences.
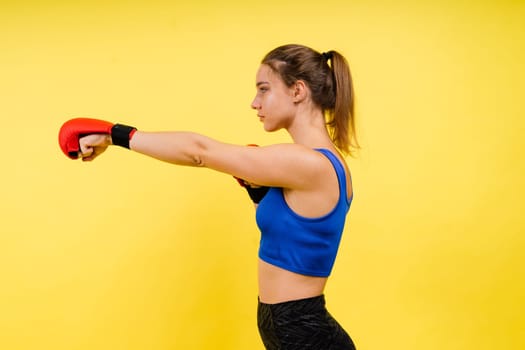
[257,295,356,350]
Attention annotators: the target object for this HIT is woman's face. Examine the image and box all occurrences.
[251,64,296,132]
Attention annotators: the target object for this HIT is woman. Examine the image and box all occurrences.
[61,44,358,349]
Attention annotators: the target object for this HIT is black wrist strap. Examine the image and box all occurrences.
[111,124,137,149]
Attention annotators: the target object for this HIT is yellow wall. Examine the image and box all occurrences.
[1,1,523,349]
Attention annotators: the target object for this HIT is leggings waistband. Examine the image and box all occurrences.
[258,294,326,315]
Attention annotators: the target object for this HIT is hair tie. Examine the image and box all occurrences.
[322,51,333,61]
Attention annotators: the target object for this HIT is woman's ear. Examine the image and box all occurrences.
[292,80,308,103]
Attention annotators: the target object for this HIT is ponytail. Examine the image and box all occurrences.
[325,50,359,156]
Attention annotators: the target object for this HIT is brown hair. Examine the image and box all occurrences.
[262,44,359,155]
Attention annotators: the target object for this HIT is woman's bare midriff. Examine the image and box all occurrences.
[258,258,328,304]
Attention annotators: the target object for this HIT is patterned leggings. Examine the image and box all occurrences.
[257,295,356,350]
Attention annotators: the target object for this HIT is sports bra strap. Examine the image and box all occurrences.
[315,148,351,205]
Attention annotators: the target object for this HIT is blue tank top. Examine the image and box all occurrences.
[256,148,352,277]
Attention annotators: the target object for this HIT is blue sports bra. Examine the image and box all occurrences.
[256,148,352,277]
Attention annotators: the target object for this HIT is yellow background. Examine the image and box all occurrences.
[1,0,524,349]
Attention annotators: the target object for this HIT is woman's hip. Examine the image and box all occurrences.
[257,295,356,350]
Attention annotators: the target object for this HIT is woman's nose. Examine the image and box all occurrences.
[251,97,260,110]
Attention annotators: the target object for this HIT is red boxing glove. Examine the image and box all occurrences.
[58,118,113,159]
[58,117,137,159]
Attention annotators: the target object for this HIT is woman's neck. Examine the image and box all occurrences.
[287,110,332,149]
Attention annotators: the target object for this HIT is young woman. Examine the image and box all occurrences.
[60,44,358,349]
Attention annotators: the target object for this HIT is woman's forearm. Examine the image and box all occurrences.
[129,131,213,167]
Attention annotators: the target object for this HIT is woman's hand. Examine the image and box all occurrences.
[79,134,112,161]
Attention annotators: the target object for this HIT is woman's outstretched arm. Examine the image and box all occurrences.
[78,129,327,191]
